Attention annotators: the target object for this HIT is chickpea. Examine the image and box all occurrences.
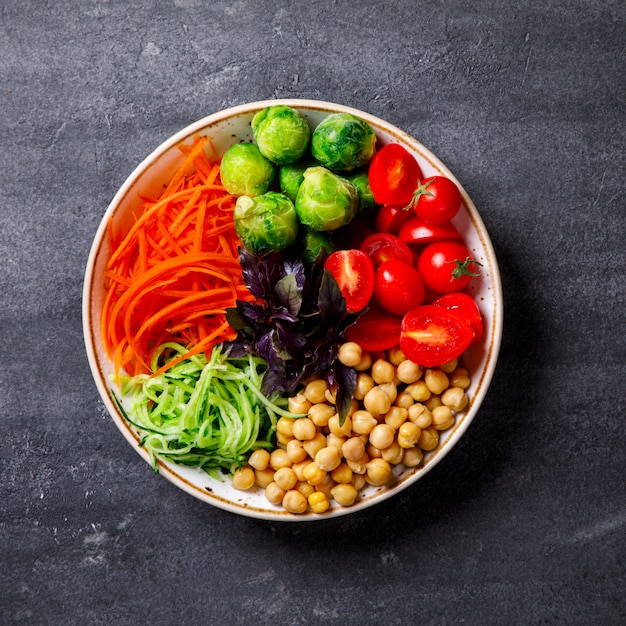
[248,449,270,471]
[276,416,295,439]
[282,490,308,514]
[396,360,422,384]
[424,395,443,411]
[366,443,382,459]
[331,462,353,484]
[354,351,373,372]
[304,379,329,404]
[273,467,298,491]
[265,482,286,505]
[398,422,421,448]
[276,431,293,447]
[439,357,458,374]
[346,451,369,474]
[324,388,337,405]
[315,474,337,498]
[406,380,431,402]
[449,367,471,389]
[378,381,398,404]
[371,359,395,384]
[269,448,292,470]
[381,440,403,464]
[351,473,366,490]
[394,391,414,409]
[384,406,408,430]
[308,491,330,514]
[342,436,366,462]
[291,460,310,482]
[364,387,392,416]
[254,467,276,489]
[366,458,392,486]
[308,403,335,427]
[302,462,327,486]
[354,373,375,400]
[424,368,449,394]
[402,446,424,467]
[387,346,406,366]
[442,387,469,412]
[351,410,378,435]
[232,465,255,490]
[325,433,347,455]
[302,431,327,459]
[431,405,455,431]
[331,483,358,506]
[315,446,342,472]
[338,342,363,367]
[408,403,432,428]
[369,423,395,450]
[292,417,317,441]
[419,426,439,451]
[288,393,311,415]
[296,480,315,499]
[328,413,352,437]
[286,439,308,464]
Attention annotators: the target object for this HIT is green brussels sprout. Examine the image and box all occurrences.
[345,169,379,217]
[251,105,311,165]
[278,158,316,202]
[311,113,376,171]
[295,166,359,232]
[233,191,299,255]
[220,143,275,197]
[301,229,336,264]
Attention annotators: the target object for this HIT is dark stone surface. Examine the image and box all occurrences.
[1,1,624,624]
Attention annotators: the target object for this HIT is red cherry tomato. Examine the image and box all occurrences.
[417,241,480,294]
[412,176,461,224]
[399,216,461,245]
[360,233,414,268]
[373,259,425,316]
[375,204,412,235]
[324,249,374,312]
[368,144,423,206]
[431,292,483,346]
[400,305,474,367]
[345,309,403,351]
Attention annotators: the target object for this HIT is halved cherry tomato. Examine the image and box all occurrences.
[375,204,412,235]
[345,308,402,351]
[412,176,461,224]
[432,292,483,346]
[399,216,461,245]
[368,144,423,206]
[417,241,480,294]
[400,305,474,367]
[360,233,413,268]
[324,249,374,312]
[373,259,425,316]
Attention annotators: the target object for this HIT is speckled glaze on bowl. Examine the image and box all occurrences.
[83,99,503,521]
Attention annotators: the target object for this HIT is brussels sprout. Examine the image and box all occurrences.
[220,143,275,197]
[345,169,379,217]
[311,113,376,171]
[295,166,359,231]
[278,158,315,202]
[233,191,299,255]
[301,229,336,264]
[251,105,311,165]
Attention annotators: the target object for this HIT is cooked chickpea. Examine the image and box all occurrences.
[303,379,328,404]
[369,423,395,450]
[342,436,366,462]
[406,380,431,402]
[325,433,346,455]
[324,388,337,405]
[381,440,403,464]
[424,395,443,411]
[384,406,408,430]
[354,351,373,371]
[408,403,432,428]
[254,467,276,489]
[292,417,317,441]
[282,489,308,514]
[276,416,295,438]
[331,462,353,484]
[354,373,375,400]
[308,491,330,513]
[431,405,455,431]
[302,462,327,485]
[442,387,469,412]
[366,458,392,486]
[394,391,414,409]
[396,360,422,384]
[419,426,439,451]
[291,460,310,482]
[265,482,286,505]
[288,393,311,415]
[296,480,315,499]
[308,403,335,427]
[351,410,378,435]
[269,448,291,470]
[338,342,362,367]
[328,413,352,437]
[232,465,255,490]
[286,439,308,464]
[425,368,449,394]
[346,451,369,474]
[276,431,293,446]
[302,431,327,459]
[351,473,366,490]
[398,422,421,448]
[315,474,337,498]
[331,483,358,506]
[439,358,458,374]
[378,381,397,404]
[449,367,471,389]
[248,449,270,471]
[371,359,395,384]
[402,446,424,467]
[273,467,298,491]
[387,346,406,366]
[366,443,382,459]
[363,387,392,416]
[315,446,342,472]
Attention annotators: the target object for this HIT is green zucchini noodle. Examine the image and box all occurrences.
[114,343,302,478]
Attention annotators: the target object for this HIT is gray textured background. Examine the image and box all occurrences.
[1,1,624,624]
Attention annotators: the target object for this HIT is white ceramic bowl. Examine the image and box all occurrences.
[83,99,503,521]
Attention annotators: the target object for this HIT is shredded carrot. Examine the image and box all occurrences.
[101,134,250,378]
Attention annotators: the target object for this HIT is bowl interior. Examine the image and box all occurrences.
[83,99,503,521]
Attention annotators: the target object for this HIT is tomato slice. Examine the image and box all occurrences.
[399,216,461,245]
[345,308,402,351]
[324,249,374,313]
[368,144,423,206]
[431,292,483,346]
[360,233,414,268]
[400,305,474,367]
[375,204,412,235]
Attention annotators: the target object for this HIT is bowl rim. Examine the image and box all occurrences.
[82,98,503,521]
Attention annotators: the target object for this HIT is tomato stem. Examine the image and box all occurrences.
[403,178,435,212]
[448,257,483,280]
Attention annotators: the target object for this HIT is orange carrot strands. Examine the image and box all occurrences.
[101,135,251,378]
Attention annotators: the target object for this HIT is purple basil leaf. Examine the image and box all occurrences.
[271,309,300,325]
[282,257,306,291]
[318,269,347,323]
[332,363,357,426]
[225,307,246,331]
[274,273,303,316]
